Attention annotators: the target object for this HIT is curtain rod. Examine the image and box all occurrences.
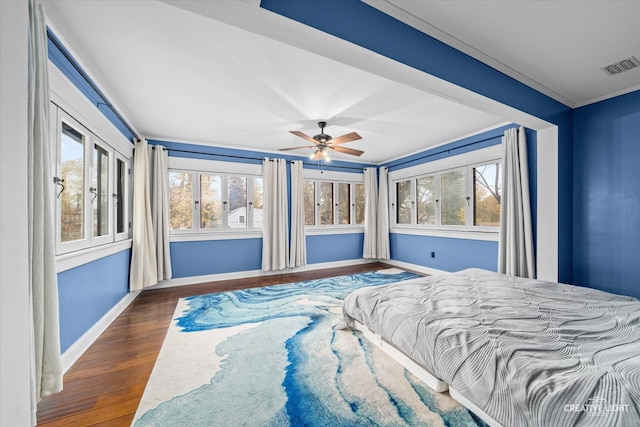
[163,147,366,172]
[388,134,504,169]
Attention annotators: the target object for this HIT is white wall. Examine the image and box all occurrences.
[0,0,34,425]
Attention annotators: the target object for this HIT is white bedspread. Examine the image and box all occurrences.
[341,268,640,427]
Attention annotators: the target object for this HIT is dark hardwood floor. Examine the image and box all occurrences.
[36,262,395,426]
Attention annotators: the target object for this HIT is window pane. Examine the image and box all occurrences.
[304,181,316,226]
[474,163,502,226]
[338,182,351,225]
[201,174,222,229]
[396,180,412,224]
[441,169,466,225]
[92,144,109,237]
[60,123,85,242]
[416,176,435,225]
[116,159,126,234]
[252,177,263,228]
[354,183,365,225]
[319,182,334,225]
[228,176,247,229]
[169,171,193,230]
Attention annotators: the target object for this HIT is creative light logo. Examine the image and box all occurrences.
[564,397,630,416]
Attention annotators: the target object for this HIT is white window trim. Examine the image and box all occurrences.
[168,159,263,236]
[389,145,502,240]
[90,135,114,247]
[53,109,92,254]
[303,172,365,234]
[114,153,130,242]
[50,62,134,265]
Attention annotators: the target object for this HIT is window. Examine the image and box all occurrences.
[391,160,502,231]
[304,181,316,226]
[115,156,128,236]
[59,122,85,244]
[337,183,351,225]
[440,169,466,226]
[304,179,364,228]
[168,170,263,233]
[92,141,110,237]
[474,162,502,226]
[53,108,130,254]
[319,182,334,226]
[416,176,435,225]
[396,179,412,225]
[354,183,365,225]
[168,171,194,230]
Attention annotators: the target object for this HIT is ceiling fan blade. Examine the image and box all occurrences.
[330,131,362,145]
[330,145,364,156]
[289,130,318,144]
[278,145,316,151]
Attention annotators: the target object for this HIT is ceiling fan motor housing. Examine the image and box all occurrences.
[314,121,331,144]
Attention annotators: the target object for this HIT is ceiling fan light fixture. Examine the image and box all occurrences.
[310,147,330,162]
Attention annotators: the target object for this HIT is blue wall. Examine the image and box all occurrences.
[390,234,498,272]
[170,239,263,278]
[573,90,640,298]
[307,234,364,264]
[57,249,131,353]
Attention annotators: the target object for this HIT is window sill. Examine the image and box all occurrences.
[170,230,263,242]
[305,226,365,236]
[390,227,498,242]
[56,239,132,273]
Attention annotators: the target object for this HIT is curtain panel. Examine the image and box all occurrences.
[363,167,378,258]
[262,158,289,271]
[376,167,390,260]
[498,126,535,278]
[28,0,63,415]
[150,146,172,281]
[130,138,158,290]
[289,160,307,268]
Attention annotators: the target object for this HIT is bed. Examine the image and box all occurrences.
[339,268,640,427]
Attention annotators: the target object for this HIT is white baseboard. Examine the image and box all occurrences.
[60,290,141,374]
[383,259,447,276]
[149,258,376,290]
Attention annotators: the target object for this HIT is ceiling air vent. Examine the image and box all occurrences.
[602,56,640,76]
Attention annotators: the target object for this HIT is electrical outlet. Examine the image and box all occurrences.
[430,252,435,258]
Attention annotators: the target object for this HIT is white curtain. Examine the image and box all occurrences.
[289,160,307,268]
[498,126,535,278]
[130,138,158,290]
[150,146,172,281]
[28,0,63,414]
[262,158,289,271]
[376,167,390,259]
[362,167,378,258]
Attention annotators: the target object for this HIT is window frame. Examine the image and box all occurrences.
[168,169,264,236]
[389,145,502,238]
[304,177,365,231]
[90,135,114,246]
[52,106,132,256]
[114,152,130,242]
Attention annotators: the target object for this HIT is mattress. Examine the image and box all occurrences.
[340,268,640,427]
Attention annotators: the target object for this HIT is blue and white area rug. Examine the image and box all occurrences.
[132,269,485,426]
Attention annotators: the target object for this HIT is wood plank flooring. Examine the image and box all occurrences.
[36,262,395,426]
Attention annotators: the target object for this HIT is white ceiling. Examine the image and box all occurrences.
[45,1,640,164]
[369,0,640,108]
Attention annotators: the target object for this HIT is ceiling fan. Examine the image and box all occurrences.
[279,121,363,161]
